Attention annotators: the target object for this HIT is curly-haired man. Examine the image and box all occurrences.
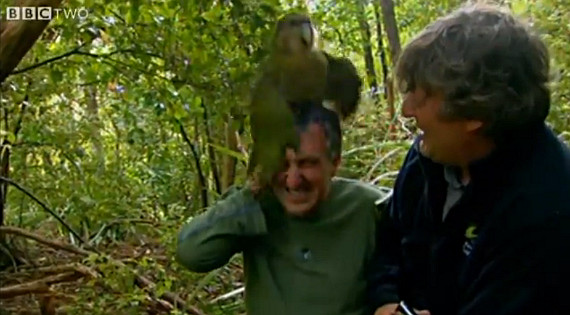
[368,3,570,315]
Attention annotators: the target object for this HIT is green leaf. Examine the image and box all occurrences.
[187,268,221,302]
[209,143,248,162]
[0,130,16,144]
[193,96,202,108]
[180,0,191,13]
[50,70,63,84]
[85,66,99,82]
[172,104,186,120]
[129,0,141,23]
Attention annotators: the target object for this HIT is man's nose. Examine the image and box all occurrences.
[285,166,303,189]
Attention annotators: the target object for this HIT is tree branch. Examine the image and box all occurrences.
[10,45,85,75]
[373,2,389,97]
[0,226,206,315]
[0,176,85,245]
[329,25,345,46]
[10,46,160,76]
[0,271,85,299]
[201,99,221,195]
[0,281,51,299]
[0,226,90,256]
[176,120,209,209]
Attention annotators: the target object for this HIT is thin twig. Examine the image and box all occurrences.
[364,147,401,180]
[9,262,77,275]
[10,45,84,74]
[370,170,399,185]
[201,98,221,194]
[0,176,85,245]
[89,218,155,243]
[10,46,157,75]
[177,119,208,209]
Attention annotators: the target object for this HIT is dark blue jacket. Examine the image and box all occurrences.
[368,123,570,315]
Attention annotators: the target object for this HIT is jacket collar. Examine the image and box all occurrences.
[413,122,549,184]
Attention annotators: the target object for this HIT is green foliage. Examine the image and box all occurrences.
[0,0,567,313]
[524,0,570,135]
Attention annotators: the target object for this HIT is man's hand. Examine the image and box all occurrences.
[374,303,431,315]
[374,303,399,315]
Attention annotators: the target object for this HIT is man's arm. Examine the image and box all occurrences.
[176,186,268,273]
[368,140,427,314]
[368,196,403,313]
[368,148,419,312]
[459,215,570,314]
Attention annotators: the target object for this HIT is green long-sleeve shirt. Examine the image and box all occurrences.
[176,177,385,315]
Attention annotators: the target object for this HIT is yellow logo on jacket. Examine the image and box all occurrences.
[463,223,478,256]
[465,224,478,239]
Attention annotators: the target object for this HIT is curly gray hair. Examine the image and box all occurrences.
[396,3,551,141]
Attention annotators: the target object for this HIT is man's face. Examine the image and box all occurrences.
[401,88,482,165]
[272,123,340,217]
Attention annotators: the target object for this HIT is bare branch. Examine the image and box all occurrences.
[10,46,160,76]
[0,226,91,256]
[10,45,85,75]
[0,176,85,245]
[177,120,209,209]
[201,99,221,195]
[0,226,206,315]
[0,282,51,299]
[0,271,83,299]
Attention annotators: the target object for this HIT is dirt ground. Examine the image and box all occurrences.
[0,225,244,315]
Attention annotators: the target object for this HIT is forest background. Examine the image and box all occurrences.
[0,0,568,314]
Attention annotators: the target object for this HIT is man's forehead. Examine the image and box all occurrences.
[284,123,329,159]
[299,123,328,149]
[285,148,322,161]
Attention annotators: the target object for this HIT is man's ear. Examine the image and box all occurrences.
[331,156,341,176]
[465,120,483,132]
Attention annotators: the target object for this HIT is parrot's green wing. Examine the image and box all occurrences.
[248,78,299,187]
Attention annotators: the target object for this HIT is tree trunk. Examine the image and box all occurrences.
[357,1,379,101]
[0,107,10,231]
[110,119,122,173]
[200,99,221,195]
[0,0,63,84]
[86,86,105,175]
[0,95,27,242]
[379,0,401,136]
[221,116,238,192]
[379,0,402,63]
[373,2,395,132]
[373,2,389,99]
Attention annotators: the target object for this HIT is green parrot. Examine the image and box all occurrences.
[247,13,328,189]
[247,13,364,190]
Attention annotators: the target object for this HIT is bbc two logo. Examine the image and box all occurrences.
[3,7,89,20]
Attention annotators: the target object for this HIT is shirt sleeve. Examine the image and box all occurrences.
[367,195,403,311]
[367,141,422,312]
[175,186,268,273]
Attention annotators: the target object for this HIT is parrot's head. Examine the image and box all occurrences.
[274,13,319,54]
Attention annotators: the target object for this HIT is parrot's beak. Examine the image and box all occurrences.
[300,23,314,47]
